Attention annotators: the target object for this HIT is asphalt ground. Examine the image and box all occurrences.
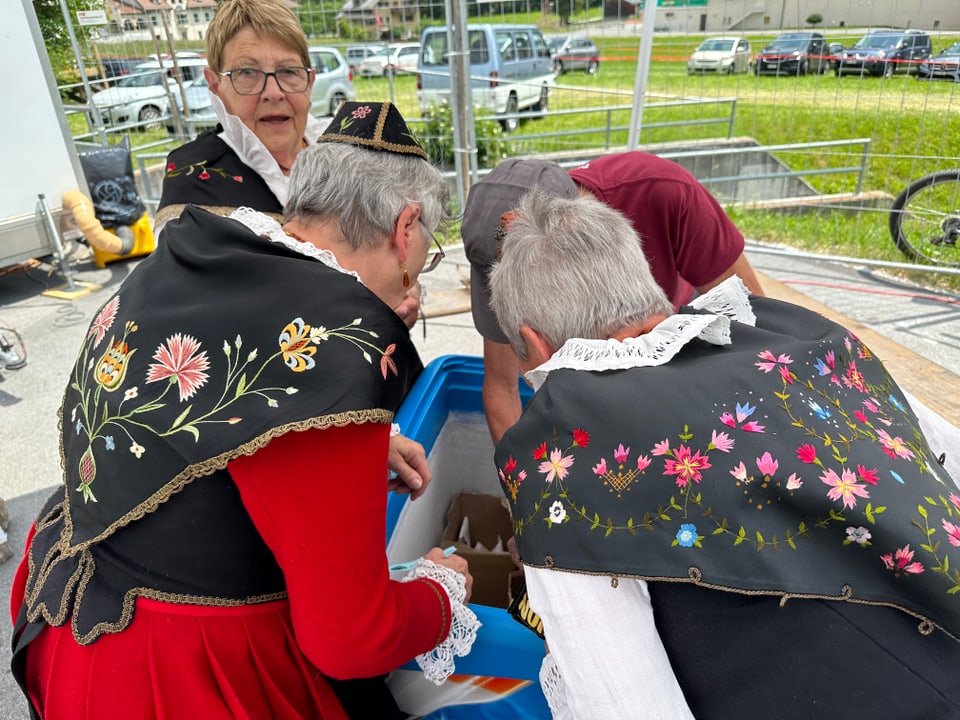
[1,240,960,718]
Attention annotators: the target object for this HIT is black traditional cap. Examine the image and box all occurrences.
[318,101,428,160]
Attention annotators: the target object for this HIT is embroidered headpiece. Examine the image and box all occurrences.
[318,101,428,160]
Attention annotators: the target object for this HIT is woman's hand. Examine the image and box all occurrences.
[388,433,431,500]
[424,546,473,603]
[393,280,421,329]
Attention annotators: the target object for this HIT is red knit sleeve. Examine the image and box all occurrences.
[227,423,451,679]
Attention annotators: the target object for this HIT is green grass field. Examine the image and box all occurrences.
[68,28,960,290]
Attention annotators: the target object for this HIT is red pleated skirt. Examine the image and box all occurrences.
[19,595,349,720]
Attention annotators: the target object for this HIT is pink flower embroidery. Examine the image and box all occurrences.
[198,170,210,180]
[539,448,574,483]
[88,296,120,349]
[233,175,244,182]
[380,343,397,378]
[877,429,915,461]
[166,162,176,172]
[652,438,671,456]
[863,398,879,413]
[351,105,373,119]
[796,444,818,464]
[145,333,210,402]
[663,444,711,488]
[951,493,960,511]
[636,454,651,472]
[721,402,766,433]
[843,361,868,393]
[592,458,607,476]
[756,451,778,477]
[820,467,870,509]
[881,544,925,575]
[614,443,630,463]
[709,429,734,453]
[730,461,748,482]
[943,519,960,548]
[785,472,803,490]
[856,465,880,485]
[854,410,868,424]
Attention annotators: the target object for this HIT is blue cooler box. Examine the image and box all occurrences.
[385,355,549,719]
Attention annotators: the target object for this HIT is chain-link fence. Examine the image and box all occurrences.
[45,0,960,277]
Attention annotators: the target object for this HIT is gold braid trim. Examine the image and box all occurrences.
[154,203,284,229]
[26,542,287,645]
[26,410,393,644]
[524,562,960,644]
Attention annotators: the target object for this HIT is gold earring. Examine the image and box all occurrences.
[401,264,410,289]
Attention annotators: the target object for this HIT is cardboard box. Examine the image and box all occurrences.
[442,493,518,608]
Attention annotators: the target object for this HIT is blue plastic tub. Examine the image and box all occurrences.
[385,355,548,718]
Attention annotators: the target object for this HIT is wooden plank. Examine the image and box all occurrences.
[757,271,960,425]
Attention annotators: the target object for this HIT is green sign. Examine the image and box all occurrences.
[640,0,708,6]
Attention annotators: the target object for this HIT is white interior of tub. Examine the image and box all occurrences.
[388,410,502,568]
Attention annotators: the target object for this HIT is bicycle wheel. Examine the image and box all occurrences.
[889,169,960,267]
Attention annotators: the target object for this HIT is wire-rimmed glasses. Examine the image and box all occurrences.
[419,223,446,274]
[218,66,312,95]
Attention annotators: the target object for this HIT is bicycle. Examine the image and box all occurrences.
[0,319,27,372]
[889,169,960,267]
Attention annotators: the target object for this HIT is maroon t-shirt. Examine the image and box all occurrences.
[569,152,745,309]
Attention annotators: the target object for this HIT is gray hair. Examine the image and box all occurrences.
[489,190,673,358]
[285,143,450,250]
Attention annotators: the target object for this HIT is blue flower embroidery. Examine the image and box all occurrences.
[675,524,699,548]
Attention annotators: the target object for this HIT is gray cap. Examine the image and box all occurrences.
[461,158,578,342]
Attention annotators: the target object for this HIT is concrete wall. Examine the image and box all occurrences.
[653,0,959,34]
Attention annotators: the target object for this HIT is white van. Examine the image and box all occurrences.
[417,24,554,132]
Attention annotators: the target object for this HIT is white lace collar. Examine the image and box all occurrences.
[213,95,330,207]
[524,277,756,390]
[229,207,360,282]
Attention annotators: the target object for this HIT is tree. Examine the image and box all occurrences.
[806,13,823,27]
[32,0,98,73]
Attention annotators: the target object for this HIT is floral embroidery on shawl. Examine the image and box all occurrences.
[70,296,398,503]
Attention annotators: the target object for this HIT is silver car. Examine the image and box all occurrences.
[308,46,355,115]
[687,36,751,75]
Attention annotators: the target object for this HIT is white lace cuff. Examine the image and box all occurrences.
[539,653,571,718]
[402,559,481,685]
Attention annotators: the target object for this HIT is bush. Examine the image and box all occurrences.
[419,102,509,169]
[806,13,823,26]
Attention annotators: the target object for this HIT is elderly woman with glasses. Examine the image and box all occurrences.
[156,1,421,318]
[10,103,477,720]
[489,190,960,720]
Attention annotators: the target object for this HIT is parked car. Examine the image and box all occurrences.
[162,74,217,135]
[836,29,932,77]
[91,58,206,130]
[754,32,831,76]
[687,36,751,74]
[96,56,144,80]
[826,42,845,72]
[359,44,420,78]
[345,44,379,73]
[418,24,554,132]
[308,45,355,115]
[917,40,960,82]
[547,34,599,75]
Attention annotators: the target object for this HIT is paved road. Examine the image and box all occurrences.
[1,241,959,718]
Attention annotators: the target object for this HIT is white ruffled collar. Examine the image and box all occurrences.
[229,207,361,282]
[213,94,329,207]
[524,277,756,390]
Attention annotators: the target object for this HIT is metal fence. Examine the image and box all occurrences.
[44,1,960,275]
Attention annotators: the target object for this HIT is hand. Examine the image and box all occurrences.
[507,535,521,568]
[393,280,421,329]
[424,546,473,603]
[387,433,431,500]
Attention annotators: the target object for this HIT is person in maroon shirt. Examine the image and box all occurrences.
[462,154,765,443]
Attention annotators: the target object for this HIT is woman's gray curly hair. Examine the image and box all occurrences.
[285,143,450,250]
[490,189,673,359]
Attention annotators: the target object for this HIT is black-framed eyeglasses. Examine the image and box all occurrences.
[420,223,445,274]
[218,66,312,95]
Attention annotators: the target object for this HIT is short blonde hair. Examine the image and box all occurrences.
[205,0,309,72]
